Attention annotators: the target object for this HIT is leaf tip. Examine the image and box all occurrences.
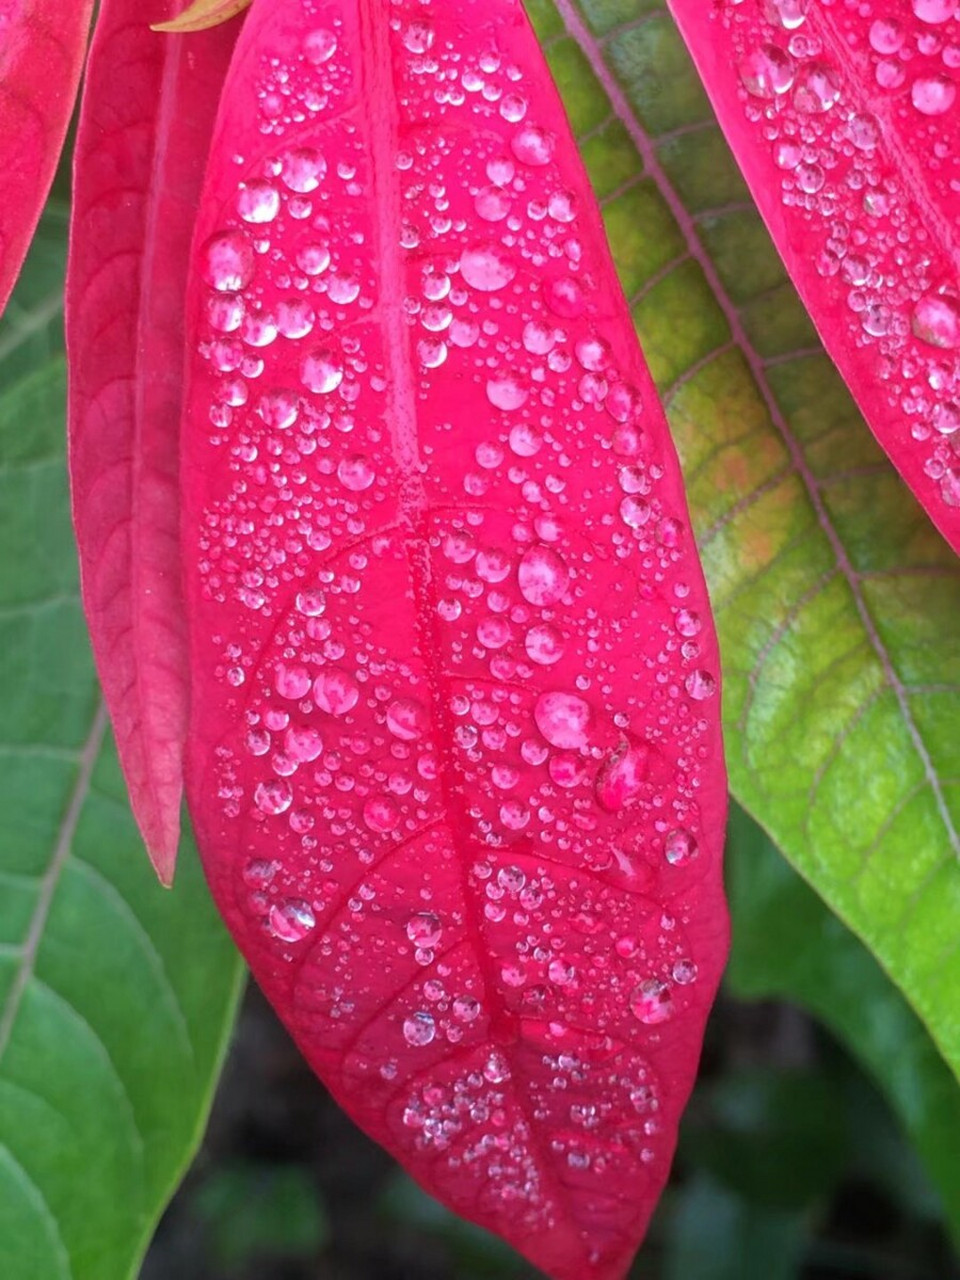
[151,0,251,34]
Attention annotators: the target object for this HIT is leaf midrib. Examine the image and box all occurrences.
[0,702,109,1060]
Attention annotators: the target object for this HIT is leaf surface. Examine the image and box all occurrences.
[181,0,727,1276]
[67,0,241,882]
[665,0,960,553]
[726,803,960,1249]
[542,0,960,1091]
[0,234,244,1280]
[0,0,94,317]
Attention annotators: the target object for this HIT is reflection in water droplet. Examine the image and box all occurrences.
[912,74,957,116]
[738,44,795,98]
[460,243,517,292]
[665,828,698,867]
[595,739,648,811]
[386,698,429,740]
[518,545,569,606]
[912,294,960,349]
[269,900,315,942]
[202,230,255,292]
[534,690,593,749]
[630,979,673,1025]
[255,777,293,815]
[403,1011,436,1046]
[313,668,360,715]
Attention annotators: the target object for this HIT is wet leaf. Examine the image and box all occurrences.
[0,0,94,317]
[180,0,727,1276]
[547,0,960,1091]
[0,238,244,1280]
[666,0,960,552]
[67,0,241,882]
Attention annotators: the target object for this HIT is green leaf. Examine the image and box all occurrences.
[537,1,960,1083]
[661,1174,807,1280]
[726,805,960,1248]
[0,227,244,1280]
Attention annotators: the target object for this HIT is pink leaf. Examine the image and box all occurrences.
[667,0,960,552]
[0,0,95,314]
[182,0,727,1274]
[66,0,240,883]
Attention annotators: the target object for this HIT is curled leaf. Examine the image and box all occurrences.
[667,0,960,552]
[66,0,240,882]
[181,0,727,1274]
[152,0,252,34]
[0,0,95,316]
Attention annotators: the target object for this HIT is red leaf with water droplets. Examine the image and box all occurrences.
[668,0,960,552]
[66,0,240,883]
[182,0,727,1273]
[0,0,95,315]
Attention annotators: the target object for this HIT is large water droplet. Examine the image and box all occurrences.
[738,44,795,97]
[268,900,316,943]
[630,979,673,1025]
[534,690,593,749]
[460,243,517,291]
[403,1011,436,1046]
[386,698,429,740]
[202,230,255,292]
[255,777,293,815]
[313,668,360,715]
[912,293,960,349]
[911,73,956,115]
[595,738,648,811]
[518,545,569,606]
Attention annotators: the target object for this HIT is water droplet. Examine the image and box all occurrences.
[738,44,795,97]
[518,545,569,606]
[534,691,593,749]
[870,17,904,53]
[912,73,956,115]
[793,63,840,112]
[453,994,480,1022]
[595,738,648,811]
[403,18,435,52]
[475,185,512,221]
[665,828,698,867]
[284,725,324,762]
[525,623,564,665]
[511,124,555,166]
[301,347,344,393]
[630,979,673,1025]
[255,777,293,815]
[386,698,429,740]
[313,668,360,715]
[275,664,311,699]
[685,669,716,700]
[268,899,316,942]
[460,243,517,292]
[237,180,280,224]
[912,293,960,349]
[304,28,338,63]
[487,372,528,411]
[406,913,442,947]
[403,1011,436,1046]
[337,455,375,491]
[672,958,698,985]
[280,146,327,193]
[912,0,956,22]
[363,795,399,833]
[202,230,255,292]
